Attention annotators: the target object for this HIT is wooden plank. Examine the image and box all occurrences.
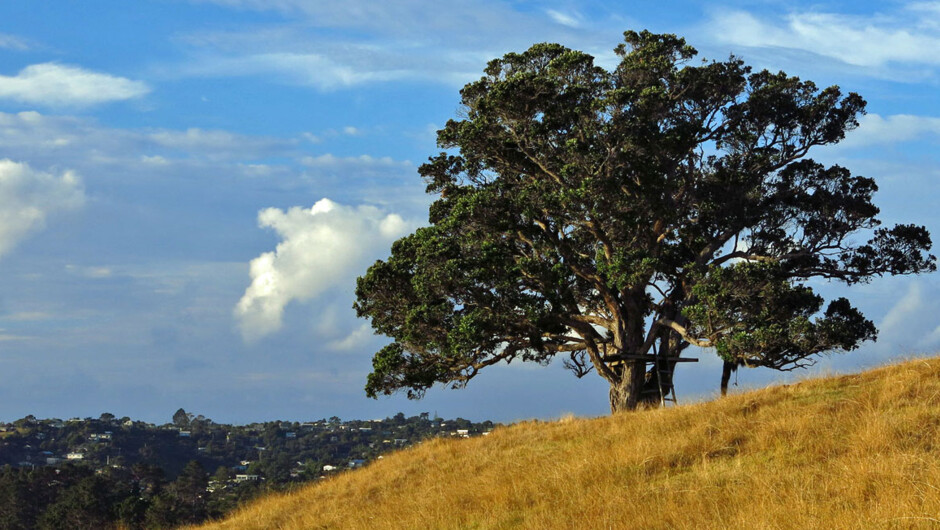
[603,355,698,362]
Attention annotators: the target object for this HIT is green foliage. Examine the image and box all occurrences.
[355,30,935,410]
[0,413,497,528]
[173,408,191,428]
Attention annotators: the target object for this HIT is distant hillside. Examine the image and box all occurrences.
[0,412,495,528]
[200,357,940,529]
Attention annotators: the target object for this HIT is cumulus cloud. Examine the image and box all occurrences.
[0,63,150,106]
[235,198,413,341]
[706,8,940,68]
[0,159,84,259]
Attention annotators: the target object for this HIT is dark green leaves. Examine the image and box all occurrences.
[687,263,876,368]
[354,30,934,403]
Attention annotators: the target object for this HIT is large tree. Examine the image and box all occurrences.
[354,31,935,412]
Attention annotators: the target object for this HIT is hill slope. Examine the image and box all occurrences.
[200,358,940,529]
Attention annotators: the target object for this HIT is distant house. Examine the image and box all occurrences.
[285,432,296,439]
[66,452,85,460]
[178,430,191,437]
[456,429,470,438]
[394,438,408,445]
[322,464,338,472]
[234,474,260,483]
[348,459,366,469]
[46,457,63,465]
[358,427,372,432]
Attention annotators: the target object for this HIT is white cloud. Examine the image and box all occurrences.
[0,111,297,167]
[0,332,33,342]
[546,9,582,28]
[176,0,614,89]
[876,281,940,353]
[301,132,321,143]
[908,2,940,29]
[840,113,940,148]
[0,33,29,51]
[148,127,295,160]
[0,63,150,106]
[183,51,419,90]
[327,323,375,351]
[0,159,84,259]
[192,0,538,39]
[707,8,940,68]
[0,312,52,322]
[300,153,410,169]
[235,198,414,341]
[65,265,113,279]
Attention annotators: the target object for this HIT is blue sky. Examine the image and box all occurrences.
[0,0,938,424]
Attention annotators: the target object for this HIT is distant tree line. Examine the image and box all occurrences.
[0,410,494,529]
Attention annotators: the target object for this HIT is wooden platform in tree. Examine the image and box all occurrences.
[603,354,698,362]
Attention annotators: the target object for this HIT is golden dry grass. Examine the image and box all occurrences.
[198,357,940,529]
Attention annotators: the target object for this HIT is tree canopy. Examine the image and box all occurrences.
[354,31,936,412]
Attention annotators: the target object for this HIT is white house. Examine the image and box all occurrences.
[66,452,84,460]
[322,464,338,472]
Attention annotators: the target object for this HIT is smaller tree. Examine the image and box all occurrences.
[172,408,190,429]
[173,460,209,525]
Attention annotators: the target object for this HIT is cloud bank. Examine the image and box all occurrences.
[707,8,940,68]
[0,159,84,259]
[177,0,617,90]
[0,63,150,106]
[841,113,940,148]
[235,198,412,341]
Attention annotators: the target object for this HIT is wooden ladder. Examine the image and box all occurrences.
[654,354,678,407]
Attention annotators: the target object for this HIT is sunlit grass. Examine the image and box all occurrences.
[197,356,940,529]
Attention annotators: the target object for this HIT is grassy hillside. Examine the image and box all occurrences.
[199,358,940,529]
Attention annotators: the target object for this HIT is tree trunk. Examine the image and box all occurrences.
[720,361,734,396]
[608,359,647,413]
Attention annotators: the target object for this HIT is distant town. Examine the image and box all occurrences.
[0,410,497,528]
